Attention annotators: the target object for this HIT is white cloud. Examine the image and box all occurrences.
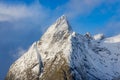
[13,47,27,59]
[0,2,49,22]
[0,2,55,34]
[64,0,105,18]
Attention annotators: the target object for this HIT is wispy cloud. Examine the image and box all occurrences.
[64,0,105,18]
[13,47,27,59]
[0,2,49,22]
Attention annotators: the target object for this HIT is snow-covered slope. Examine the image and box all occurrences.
[6,15,120,80]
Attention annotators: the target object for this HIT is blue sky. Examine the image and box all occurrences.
[0,0,120,79]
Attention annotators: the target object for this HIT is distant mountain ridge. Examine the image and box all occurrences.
[6,15,120,80]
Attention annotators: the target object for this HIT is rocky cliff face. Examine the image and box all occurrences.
[6,15,120,80]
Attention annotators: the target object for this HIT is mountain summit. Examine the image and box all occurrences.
[6,16,120,80]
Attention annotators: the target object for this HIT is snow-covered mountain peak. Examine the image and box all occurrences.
[35,15,74,62]
[84,32,93,40]
[41,15,73,44]
[56,15,66,22]
[6,16,120,80]
[54,15,72,32]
